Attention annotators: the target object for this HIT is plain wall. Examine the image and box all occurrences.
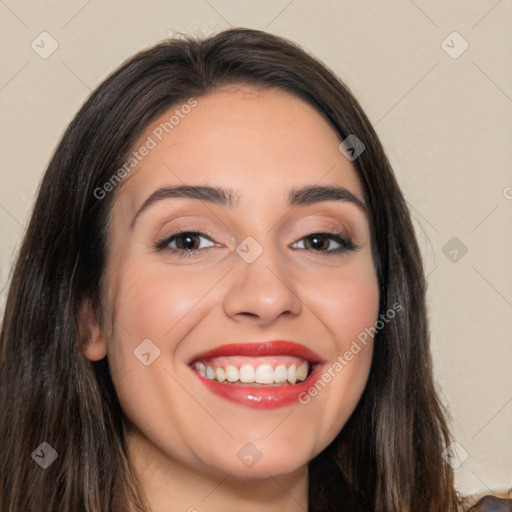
[1,0,510,497]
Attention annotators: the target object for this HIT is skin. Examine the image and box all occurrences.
[81,85,380,512]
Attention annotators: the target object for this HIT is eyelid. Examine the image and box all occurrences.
[290,232,356,254]
[154,229,219,253]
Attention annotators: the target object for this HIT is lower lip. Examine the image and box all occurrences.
[192,364,324,409]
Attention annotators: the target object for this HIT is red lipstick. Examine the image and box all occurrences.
[189,340,325,364]
[189,341,326,409]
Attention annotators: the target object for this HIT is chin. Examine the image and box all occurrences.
[201,438,315,480]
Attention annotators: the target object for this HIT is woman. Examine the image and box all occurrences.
[0,27,486,511]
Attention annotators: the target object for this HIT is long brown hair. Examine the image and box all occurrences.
[1,28,464,511]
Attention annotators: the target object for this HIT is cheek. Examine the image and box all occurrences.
[114,258,222,330]
[104,260,230,440]
[296,259,379,439]
[305,254,380,340]
[104,256,234,383]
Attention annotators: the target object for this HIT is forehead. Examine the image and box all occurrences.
[116,85,364,211]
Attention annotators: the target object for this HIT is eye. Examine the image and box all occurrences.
[155,230,356,258]
[155,230,216,256]
[291,232,355,255]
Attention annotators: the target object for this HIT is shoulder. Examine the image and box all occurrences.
[467,494,512,511]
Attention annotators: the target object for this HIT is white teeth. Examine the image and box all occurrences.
[194,360,311,385]
[287,364,297,385]
[274,364,288,383]
[255,364,274,384]
[239,364,256,383]
[215,367,226,382]
[296,361,308,381]
[226,365,239,382]
[196,361,206,377]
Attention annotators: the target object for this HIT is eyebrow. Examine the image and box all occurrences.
[130,184,366,228]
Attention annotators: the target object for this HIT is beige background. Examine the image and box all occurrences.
[1,0,510,497]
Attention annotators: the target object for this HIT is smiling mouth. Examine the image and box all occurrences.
[188,341,327,408]
[191,356,318,386]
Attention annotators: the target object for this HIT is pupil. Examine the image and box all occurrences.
[309,234,327,251]
[179,234,198,250]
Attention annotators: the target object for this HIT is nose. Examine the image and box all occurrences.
[223,242,302,326]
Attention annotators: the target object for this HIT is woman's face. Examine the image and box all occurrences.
[85,85,379,480]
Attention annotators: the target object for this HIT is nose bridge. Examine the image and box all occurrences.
[222,233,302,323]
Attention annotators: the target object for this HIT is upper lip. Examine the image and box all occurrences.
[189,340,326,365]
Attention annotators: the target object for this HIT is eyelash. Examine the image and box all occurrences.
[154,229,356,258]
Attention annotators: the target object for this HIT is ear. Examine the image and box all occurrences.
[78,299,108,361]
